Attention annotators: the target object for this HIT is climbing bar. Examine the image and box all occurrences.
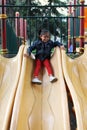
[0,4,87,7]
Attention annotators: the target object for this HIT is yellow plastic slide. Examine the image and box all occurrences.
[0,45,24,130]
[62,46,87,130]
[9,46,70,130]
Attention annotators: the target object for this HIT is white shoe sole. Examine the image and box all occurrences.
[50,78,57,83]
[32,80,42,84]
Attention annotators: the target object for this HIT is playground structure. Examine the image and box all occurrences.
[0,0,87,130]
[0,0,87,54]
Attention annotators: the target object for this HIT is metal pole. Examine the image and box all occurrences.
[68,2,72,52]
[23,19,27,44]
[20,18,23,38]
[1,0,7,54]
[15,12,20,37]
[79,0,85,53]
[24,19,27,40]
[73,0,76,53]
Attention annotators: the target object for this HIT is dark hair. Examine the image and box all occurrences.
[39,29,50,36]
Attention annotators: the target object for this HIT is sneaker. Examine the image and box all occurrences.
[32,77,42,84]
[49,75,57,83]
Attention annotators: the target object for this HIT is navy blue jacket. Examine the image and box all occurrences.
[27,39,62,61]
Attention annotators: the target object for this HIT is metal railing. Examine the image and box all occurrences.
[0,3,87,55]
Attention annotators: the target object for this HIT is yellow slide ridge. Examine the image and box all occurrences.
[0,45,24,130]
[62,46,87,130]
[9,46,70,130]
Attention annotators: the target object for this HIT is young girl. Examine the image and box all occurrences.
[24,29,64,84]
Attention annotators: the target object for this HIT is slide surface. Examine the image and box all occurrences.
[0,45,24,130]
[10,46,70,130]
[1,43,87,130]
[62,46,87,130]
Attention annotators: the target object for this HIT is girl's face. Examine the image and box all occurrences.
[40,32,50,43]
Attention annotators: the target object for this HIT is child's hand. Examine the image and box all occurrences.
[24,53,29,57]
[60,45,65,50]
[24,53,35,59]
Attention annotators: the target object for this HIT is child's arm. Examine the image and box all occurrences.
[24,52,35,59]
[24,41,37,59]
[27,41,37,55]
[54,41,65,50]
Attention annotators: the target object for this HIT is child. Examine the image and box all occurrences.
[24,29,64,84]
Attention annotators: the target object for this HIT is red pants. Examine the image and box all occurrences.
[34,59,53,77]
